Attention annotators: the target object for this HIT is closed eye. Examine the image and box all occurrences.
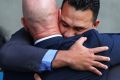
[73,27,86,32]
[60,20,70,28]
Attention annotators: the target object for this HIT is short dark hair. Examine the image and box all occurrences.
[61,0,100,22]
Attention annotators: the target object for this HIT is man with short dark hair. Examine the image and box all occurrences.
[60,0,100,37]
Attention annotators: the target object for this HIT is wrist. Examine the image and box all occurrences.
[52,50,70,68]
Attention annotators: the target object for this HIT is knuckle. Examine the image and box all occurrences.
[99,56,105,60]
[89,49,93,53]
[89,54,94,59]
[101,56,109,61]
[85,65,91,70]
[98,63,103,67]
[88,66,94,70]
[96,62,102,66]
[84,64,90,69]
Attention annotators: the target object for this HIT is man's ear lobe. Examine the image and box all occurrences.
[58,9,61,21]
[21,17,29,30]
[93,20,100,28]
[58,9,61,16]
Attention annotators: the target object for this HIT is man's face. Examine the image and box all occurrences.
[59,2,99,38]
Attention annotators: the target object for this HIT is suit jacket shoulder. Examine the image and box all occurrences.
[0,28,48,72]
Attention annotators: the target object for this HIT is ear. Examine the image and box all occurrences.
[21,17,29,30]
[93,20,100,28]
[58,9,61,21]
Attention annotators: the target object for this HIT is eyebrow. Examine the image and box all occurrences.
[61,19,70,26]
[61,18,87,29]
[74,26,86,29]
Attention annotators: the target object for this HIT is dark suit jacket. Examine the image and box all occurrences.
[35,29,120,80]
[0,28,120,80]
[0,29,48,80]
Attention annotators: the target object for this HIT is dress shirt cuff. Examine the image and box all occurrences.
[39,50,58,72]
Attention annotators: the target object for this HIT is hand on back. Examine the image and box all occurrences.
[66,37,110,75]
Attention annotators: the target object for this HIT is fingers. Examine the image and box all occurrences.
[89,60,109,75]
[94,55,110,62]
[88,66,102,76]
[93,61,108,70]
[90,46,109,53]
[34,73,42,80]
[76,37,87,45]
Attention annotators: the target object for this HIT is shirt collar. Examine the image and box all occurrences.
[35,34,62,44]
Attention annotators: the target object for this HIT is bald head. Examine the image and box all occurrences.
[22,0,58,23]
[22,0,60,39]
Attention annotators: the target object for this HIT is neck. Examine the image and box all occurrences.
[33,28,61,40]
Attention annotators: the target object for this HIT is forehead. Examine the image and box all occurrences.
[61,2,93,25]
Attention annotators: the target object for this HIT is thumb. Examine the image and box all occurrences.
[76,37,87,45]
[34,73,42,80]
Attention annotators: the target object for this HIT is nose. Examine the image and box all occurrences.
[63,30,75,38]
